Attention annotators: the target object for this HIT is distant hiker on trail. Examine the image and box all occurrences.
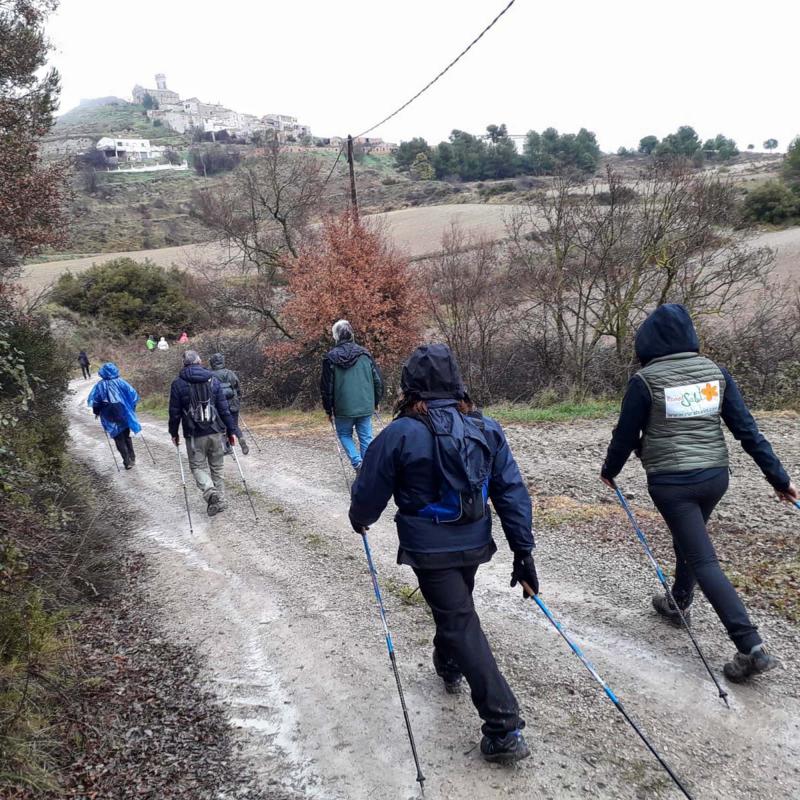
[88,362,141,470]
[349,343,536,764]
[209,352,248,455]
[146,335,156,352]
[321,319,383,472]
[601,303,798,683]
[168,350,237,517]
[78,350,91,380]
[157,336,169,351]
[178,331,189,344]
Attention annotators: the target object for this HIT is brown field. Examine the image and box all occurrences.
[18,202,800,292]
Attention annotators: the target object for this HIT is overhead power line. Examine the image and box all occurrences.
[354,0,517,139]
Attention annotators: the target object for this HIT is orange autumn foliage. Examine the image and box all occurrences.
[275,213,424,364]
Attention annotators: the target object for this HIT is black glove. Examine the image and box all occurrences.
[348,511,368,535]
[511,552,539,597]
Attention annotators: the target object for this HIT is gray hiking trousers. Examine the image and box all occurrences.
[186,434,225,502]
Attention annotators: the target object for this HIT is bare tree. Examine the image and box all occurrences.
[507,163,773,393]
[423,225,515,401]
[191,142,326,337]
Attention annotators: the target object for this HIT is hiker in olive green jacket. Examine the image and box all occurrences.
[601,304,797,683]
[320,320,383,471]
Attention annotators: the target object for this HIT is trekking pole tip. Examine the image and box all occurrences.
[720,690,730,709]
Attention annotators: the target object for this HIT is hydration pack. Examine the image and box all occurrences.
[184,379,222,433]
[409,407,492,525]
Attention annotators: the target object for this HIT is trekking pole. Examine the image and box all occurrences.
[230,441,258,520]
[239,416,263,453]
[611,483,729,708]
[361,532,425,795]
[101,427,121,473]
[329,417,352,492]
[523,584,694,800]
[175,443,194,535]
[374,409,385,429]
[138,431,157,466]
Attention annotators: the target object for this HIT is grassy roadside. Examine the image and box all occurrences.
[485,399,618,424]
[131,398,620,436]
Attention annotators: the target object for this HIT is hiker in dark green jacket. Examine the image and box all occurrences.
[320,320,383,471]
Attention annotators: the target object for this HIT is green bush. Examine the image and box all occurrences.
[743,181,800,224]
[51,259,206,336]
[784,135,800,189]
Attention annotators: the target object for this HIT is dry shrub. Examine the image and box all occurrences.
[266,212,425,404]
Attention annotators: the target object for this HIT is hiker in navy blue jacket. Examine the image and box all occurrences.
[601,304,797,682]
[169,350,238,516]
[349,344,537,764]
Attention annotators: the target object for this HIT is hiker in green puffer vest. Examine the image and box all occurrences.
[320,320,383,472]
[601,304,798,683]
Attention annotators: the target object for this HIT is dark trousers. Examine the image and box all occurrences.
[80,364,91,379]
[648,471,761,653]
[230,410,244,441]
[113,428,135,466]
[413,564,522,736]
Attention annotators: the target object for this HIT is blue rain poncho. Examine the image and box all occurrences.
[87,362,142,438]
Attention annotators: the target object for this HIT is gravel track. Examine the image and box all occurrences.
[68,382,800,799]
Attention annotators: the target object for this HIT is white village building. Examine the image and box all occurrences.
[96,137,166,161]
[132,73,311,141]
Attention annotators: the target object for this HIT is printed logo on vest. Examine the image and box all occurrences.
[664,381,720,418]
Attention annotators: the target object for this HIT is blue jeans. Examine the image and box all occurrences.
[334,415,373,468]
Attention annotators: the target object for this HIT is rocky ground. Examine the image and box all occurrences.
[66,382,800,799]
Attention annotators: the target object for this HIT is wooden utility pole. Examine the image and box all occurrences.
[346,134,359,220]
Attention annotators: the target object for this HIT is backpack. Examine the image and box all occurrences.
[409,407,492,525]
[184,379,222,433]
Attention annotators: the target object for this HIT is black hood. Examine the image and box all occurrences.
[209,353,225,370]
[401,343,465,401]
[635,304,700,366]
[178,364,215,383]
[327,341,369,369]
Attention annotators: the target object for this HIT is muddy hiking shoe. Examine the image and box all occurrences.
[652,593,692,627]
[240,439,249,455]
[207,493,225,517]
[723,645,778,683]
[432,650,463,694]
[480,730,530,764]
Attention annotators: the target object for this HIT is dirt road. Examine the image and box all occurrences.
[68,381,800,799]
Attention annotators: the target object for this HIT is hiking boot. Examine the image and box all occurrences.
[652,593,692,627]
[223,443,233,456]
[123,459,133,470]
[240,439,250,455]
[480,730,530,764]
[432,650,463,694]
[723,645,778,683]
[207,493,225,517]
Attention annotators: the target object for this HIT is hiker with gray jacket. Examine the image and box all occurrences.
[168,350,237,516]
[320,320,383,471]
[601,304,798,683]
[209,353,248,455]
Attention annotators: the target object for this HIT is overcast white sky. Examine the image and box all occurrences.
[47,0,799,152]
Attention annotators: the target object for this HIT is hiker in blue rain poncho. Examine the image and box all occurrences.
[88,362,142,470]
